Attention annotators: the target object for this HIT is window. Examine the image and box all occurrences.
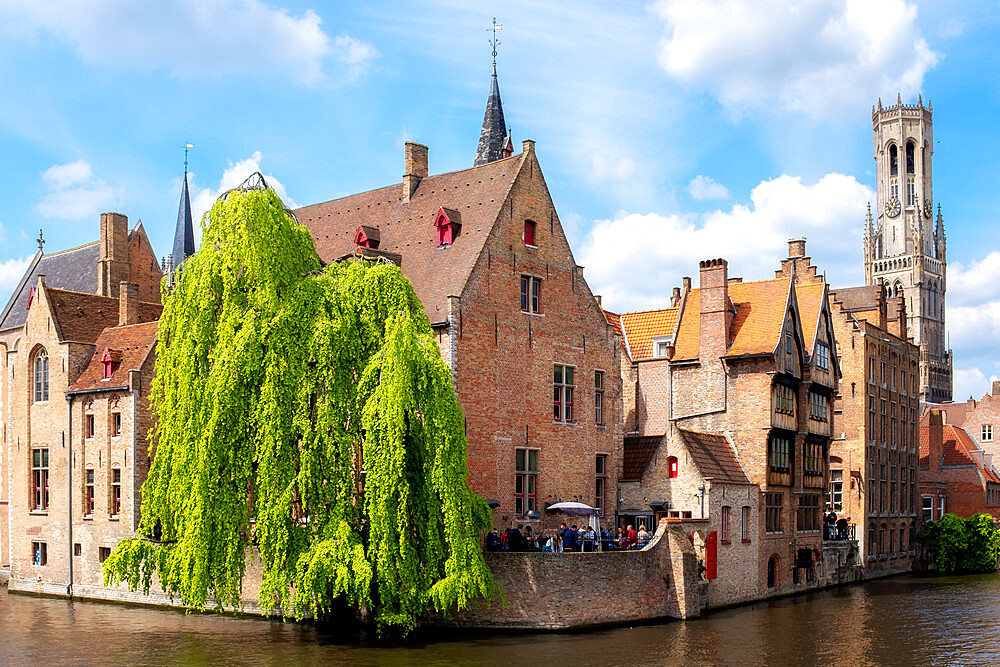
[99,547,111,563]
[785,332,794,355]
[880,361,886,386]
[868,357,876,384]
[112,412,122,437]
[653,338,672,358]
[668,456,678,479]
[889,144,898,176]
[983,425,994,443]
[84,469,95,516]
[85,414,95,439]
[766,493,784,533]
[721,506,731,543]
[905,141,915,174]
[829,470,843,512]
[938,495,946,519]
[32,541,47,566]
[515,448,538,518]
[741,506,751,541]
[595,455,607,517]
[594,371,604,426]
[74,543,82,557]
[768,434,791,474]
[111,468,121,517]
[34,350,49,402]
[804,440,823,476]
[906,179,916,205]
[523,219,536,246]
[815,343,830,370]
[809,391,828,421]
[774,383,795,415]
[797,495,821,532]
[553,365,574,423]
[31,447,49,511]
[520,275,541,314]
[767,555,778,588]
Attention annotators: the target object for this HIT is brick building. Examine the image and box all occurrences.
[607,241,841,605]
[927,381,1000,464]
[1,213,162,579]
[919,410,1000,521]
[293,77,622,530]
[828,281,921,575]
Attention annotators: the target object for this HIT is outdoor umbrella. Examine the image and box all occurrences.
[546,502,602,551]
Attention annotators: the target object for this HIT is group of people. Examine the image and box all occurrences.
[484,522,654,553]
[825,511,851,540]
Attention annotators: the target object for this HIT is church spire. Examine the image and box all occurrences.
[474,19,508,166]
[172,143,195,266]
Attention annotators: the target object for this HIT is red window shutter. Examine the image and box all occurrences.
[668,456,678,478]
[524,220,536,246]
[706,531,718,580]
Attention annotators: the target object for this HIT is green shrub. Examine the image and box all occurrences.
[919,512,1000,574]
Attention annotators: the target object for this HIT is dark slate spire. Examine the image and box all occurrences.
[474,65,508,166]
[172,150,195,265]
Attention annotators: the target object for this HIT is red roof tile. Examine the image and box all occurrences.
[46,286,161,344]
[619,308,679,361]
[68,321,158,392]
[919,422,1000,483]
[725,278,790,357]
[623,434,662,482]
[678,429,751,484]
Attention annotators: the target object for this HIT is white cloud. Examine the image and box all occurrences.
[588,150,637,184]
[0,255,32,301]
[34,160,123,220]
[948,251,1000,306]
[954,366,998,403]
[1,1,377,85]
[651,0,939,117]
[579,172,872,310]
[187,151,298,243]
[687,175,729,201]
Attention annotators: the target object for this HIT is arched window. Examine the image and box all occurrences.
[893,281,903,299]
[34,350,49,402]
[668,456,678,479]
[889,144,898,176]
[906,141,915,174]
[767,555,778,588]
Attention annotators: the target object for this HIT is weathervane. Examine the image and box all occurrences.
[488,17,502,71]
[184,142,193,175]
[36,228,44,252]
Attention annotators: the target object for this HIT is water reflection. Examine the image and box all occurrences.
[2,574,998,666]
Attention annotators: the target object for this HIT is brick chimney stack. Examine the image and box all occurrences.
[118,282,139,326]
[993,380,1000,398]
[99,212,129,298]
[699,258,731,358]
[403,142,428,202]
[928,409,944,470]
[670,286,681,308]
[788,238,806,258]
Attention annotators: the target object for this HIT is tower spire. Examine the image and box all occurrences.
[475,19,508,167]
[172,143,196,267]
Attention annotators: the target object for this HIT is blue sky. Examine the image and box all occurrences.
[1,0,998,399]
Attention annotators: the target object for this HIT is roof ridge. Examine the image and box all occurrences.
[620,306,679,316]
[42,240,99,257]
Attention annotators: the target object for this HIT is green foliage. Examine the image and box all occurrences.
[919,512,1000,574]
[103,186,498,634]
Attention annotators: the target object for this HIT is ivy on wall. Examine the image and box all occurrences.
[103,185,497,635]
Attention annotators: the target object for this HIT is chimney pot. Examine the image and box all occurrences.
[403,142,429,202]
[993,380,1000,398]
[119,282,139,326]
[670,286,681,308]
[788,238,806,259]
[522,139,535,154]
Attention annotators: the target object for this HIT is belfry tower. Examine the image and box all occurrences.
[864,94,952,402]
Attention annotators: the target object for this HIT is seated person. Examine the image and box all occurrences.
[637,524,651,543]
[485,529,501,552]
[563,525,579,551]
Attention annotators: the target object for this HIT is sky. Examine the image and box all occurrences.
[0,0,998,400]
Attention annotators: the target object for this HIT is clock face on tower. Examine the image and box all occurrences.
[924,198,933,218]
[885,196,901,218]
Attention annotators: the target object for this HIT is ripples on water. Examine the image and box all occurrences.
[2,574,998,666]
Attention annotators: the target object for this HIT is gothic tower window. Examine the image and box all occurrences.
[889,144,898,176]
[33,349,49,402]
[906,141,915,174]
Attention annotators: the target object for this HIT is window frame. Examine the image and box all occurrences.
[797,494,821,532]
[110,467,122,517]
[595,454,607,517]
[808,391,829,422]
[112,412,122,437]
[515,448,539,519]
[84,468,95,516]
[553,364,575,424]
[85,414,96,439]
[31,447,49,511]
[815,342,830,370]
[768,433,792,474]
[32,541,47,566]
[34,350,50,402]
[668,455,678,479]
[765,493,784,534]
[523,219,537,247]
[721,505,731,543]
[804,440,824,477]
[983,424,994,443]
[829,469,843,512]
[774,382,795,415]
[741,506,751,542]
[594,371,604,426]
[520,274,542,314]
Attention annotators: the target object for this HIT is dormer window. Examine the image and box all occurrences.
[354,225,380,249]
[502,133,514,159]
[435,207,462,247]
[652,336,674,358]
[524,220,537,247]
[101,348,121,380]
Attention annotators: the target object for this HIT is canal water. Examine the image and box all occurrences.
[2,573,998,666]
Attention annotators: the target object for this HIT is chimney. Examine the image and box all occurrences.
[119,282,138,326]
[928,409,944,471]
[670,286,681,308]
[698,258,731,358]
[403,142,428,202]
[522,139,535,155]
[682,276,692,293]
[993,380,1000,398]
[98,212,129,297]
[788,238,806,258]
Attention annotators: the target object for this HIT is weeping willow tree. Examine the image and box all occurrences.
[103,178,498,635]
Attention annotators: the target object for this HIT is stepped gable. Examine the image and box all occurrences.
[623,434,662,482]
[678,429,751,484]
[46,286,161,344]
[0,243,99,332]
[618,308,679,361]
[68,320,158,392]
[295,154,523,322]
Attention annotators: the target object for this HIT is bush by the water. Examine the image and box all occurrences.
[919,512,1000,574]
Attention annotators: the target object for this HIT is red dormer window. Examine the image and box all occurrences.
[524,220,537,246]
[101,348,121,380]
[354,225,380,249]
[435,207,462,247]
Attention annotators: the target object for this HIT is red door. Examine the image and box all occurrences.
[706,531,718,580]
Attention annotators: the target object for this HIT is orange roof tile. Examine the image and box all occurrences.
[619,308,679,361]
[797,282,826,351]
[672,288,701,362]
[919,423,1000,483]
[725,278,790,357]
[601,307,622,338]
[68,321,158,392]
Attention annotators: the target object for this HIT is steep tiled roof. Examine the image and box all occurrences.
[831,285,879,312]
[678,429,751,484]
[672,288,701,362]
[919,423,1000,483]
[725,278,790,357]
[619,308,679,361]
[600,307,622,337]
[797,283,826,351]
[623,434,662,481]
[46,287,161,344]
[294,153,524,323]
[68,321,158,392]
[0,243,99,332]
